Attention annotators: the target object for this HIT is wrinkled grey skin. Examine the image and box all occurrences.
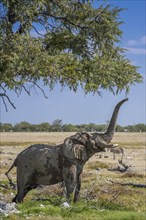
[6,98,128,203]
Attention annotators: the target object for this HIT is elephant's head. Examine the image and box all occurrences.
[62,98,128,161]
[63,132,95,162]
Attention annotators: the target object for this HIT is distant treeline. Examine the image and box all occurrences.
[0,120,146,132]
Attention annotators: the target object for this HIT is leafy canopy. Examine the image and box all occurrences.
[0,0,142,110]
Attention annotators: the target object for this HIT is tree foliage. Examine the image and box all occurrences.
[0,0,143,110]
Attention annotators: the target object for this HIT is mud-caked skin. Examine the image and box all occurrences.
[6,99,128,203]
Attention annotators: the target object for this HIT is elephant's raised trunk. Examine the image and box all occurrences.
[103,98,128,143]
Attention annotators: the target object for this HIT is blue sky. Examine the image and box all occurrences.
[1,0,146,126]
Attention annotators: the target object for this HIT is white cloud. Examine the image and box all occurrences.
[126,36,146,46]
[127,39,138,46]
[124,36,146,55]
[139,36,146,44]
[125,47,146,55]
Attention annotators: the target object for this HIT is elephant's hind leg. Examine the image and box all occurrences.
[13,167,35,203]
[13,183,37,203]
[12,187,25,203]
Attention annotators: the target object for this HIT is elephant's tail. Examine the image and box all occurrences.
[5,158,17,189]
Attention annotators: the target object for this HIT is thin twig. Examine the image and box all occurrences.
[0,93,16,111]
[30,81,48,98]
[32,25,45,37]
[1,95,8,112]
[22,85,31,95]
[0,85,6,93]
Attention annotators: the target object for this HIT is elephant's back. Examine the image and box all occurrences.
[16,144,61,169]
[18,144,54,157]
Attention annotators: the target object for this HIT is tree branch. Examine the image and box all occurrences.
[1,95,8,112]
[29,81,48,99]
[21,85,31,95]
[109,180,146,188]
[0,93,16,111]
[32,25,45,37]
[41,12,88,29]
[38,18,55,30]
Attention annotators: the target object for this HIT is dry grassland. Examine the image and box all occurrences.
[1,132,145,146]
[0,132,145,180]
[0,132,75,145]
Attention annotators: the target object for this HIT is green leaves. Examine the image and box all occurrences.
[0,0,143,109]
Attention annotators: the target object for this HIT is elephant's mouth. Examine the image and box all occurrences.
[92,143,106,152]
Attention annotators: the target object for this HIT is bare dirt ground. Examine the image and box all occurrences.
[0,132,145,180]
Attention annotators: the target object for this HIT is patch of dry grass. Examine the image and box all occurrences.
[85,161,110,170]
[0,132,75,146]
[112,132,146,148]
[121,172,146,179]
[0,132,145,147]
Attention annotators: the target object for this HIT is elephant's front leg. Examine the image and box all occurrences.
[62,160,77,202]
[73,173,82,203]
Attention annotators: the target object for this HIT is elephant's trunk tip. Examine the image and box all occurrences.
[118,98,129,106]
[121,98,128,103]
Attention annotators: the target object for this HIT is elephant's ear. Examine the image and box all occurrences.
[73,144,87,161]
[63,138,87,161]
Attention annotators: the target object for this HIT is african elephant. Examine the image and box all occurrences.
[6,98,128,203]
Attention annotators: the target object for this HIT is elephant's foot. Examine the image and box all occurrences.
[12,194,24,203]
